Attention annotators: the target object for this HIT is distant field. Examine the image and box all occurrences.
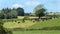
[3,17,60,29]
[18,16,38,19]
[3,16,38,28]
[3,16,60,34]
[18,16,24,19]
[13,30,60,34]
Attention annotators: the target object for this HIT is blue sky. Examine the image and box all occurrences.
[0,0,60,13]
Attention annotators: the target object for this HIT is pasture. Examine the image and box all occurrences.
[3,16,60,34]
[13,30,60,34]
[3,20,35,28]
[3,16,38,28]
[28,18,60,29]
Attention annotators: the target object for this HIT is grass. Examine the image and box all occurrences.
[3,20,35,28]
[3,17,60,29]
[18,16,38,19]
[3,16,38,28]
[27,18,60,29]
[13,30,60,34]
[3,16,60,34]
[18,16,24,19]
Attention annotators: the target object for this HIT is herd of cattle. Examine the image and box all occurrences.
[17,17,53,23]
[2,16,59,23]
[23,17,52,22]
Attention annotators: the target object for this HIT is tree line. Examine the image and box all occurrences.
[0,4,47,19]
[0,7,24,19]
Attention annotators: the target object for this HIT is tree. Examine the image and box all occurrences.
[11,10,17,18]
[2,8,11,14]
[0,20,6,34]
[1,8,12,19]
[0,8,18,19]
[16,7,24,16]
[35,4,46,18]
[0,19,12,34]
[0,12,5,19]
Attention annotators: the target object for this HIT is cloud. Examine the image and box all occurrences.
[25,1,40,7]
[12,4,24,8]
[11,1,40,8]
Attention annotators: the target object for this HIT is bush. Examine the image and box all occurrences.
[0,19,13,34]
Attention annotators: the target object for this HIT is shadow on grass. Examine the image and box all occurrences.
[8,26,60,31]
[40,26,60,30]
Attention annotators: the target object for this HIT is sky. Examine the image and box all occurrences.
[0,0,60,13]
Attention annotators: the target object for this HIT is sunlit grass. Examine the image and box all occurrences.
[3,20,35,28]
[28,18,60,29]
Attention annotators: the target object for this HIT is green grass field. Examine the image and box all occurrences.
[3,16,38,28]
[3,16,60,34]
[13,30,60,34]
[3,20,35,28]
[28,18,60,29]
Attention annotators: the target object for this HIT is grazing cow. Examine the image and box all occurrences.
[32,18,40,23]
[34,18,40,22]
[15,20,17,22]
[18,22,20,23]
[22,19,25,23]
[33,20,35,23]
[40,17,52,21]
